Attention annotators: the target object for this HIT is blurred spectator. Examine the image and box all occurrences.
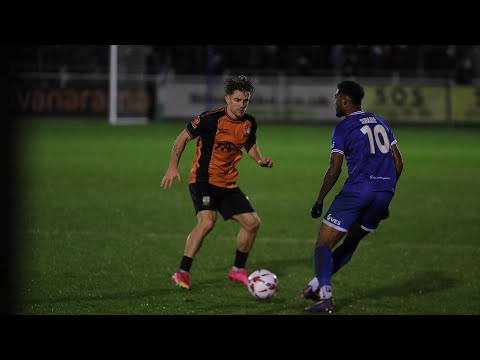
[12,44,480,81]
[330,45,346,77]
[471,45,480,80]
[292,45,313,76]
[392,45,418,77]
[309,45,331,76]
[170,45,206,74]
[145,45,163,74]
[455,56,474,84]
[355,45,371,76]
[343,45,362,77]
[369,45,391,77]
[258,45,281,72]
[423,45,457,78]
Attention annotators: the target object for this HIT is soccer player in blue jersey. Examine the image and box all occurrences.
[301,80,404,313]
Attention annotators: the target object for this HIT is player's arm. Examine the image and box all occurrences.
[392,143,403,183]
[161,129,192,189]
[311,152,343,218]
[247,143,273,168]
[316,152,343,202]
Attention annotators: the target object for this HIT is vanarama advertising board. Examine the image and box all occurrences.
[362,85,447,124]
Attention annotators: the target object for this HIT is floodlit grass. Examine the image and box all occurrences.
[13,118,480,315]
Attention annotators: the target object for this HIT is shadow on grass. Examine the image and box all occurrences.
[336,270,457,312]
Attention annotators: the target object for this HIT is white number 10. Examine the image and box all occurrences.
[360,124,390,154]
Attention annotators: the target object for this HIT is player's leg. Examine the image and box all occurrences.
[358,191,394,232]
[184,210,217,259]
[172,210,217,289]
[330,191,393,275]
[327,191,393,276]
[171,183,218,290]
[300,222,345,301]
[303,192,369,312]
[309,191,392,295]
[232,212,261,257]
[316,223,345,289]
[331,223,369,275]
[303,222,344,312]
[228,212,260,285]
[220,187,258,286]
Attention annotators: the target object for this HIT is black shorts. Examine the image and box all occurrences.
[189,182,255,220]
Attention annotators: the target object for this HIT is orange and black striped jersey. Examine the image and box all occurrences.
[186,107,257,189]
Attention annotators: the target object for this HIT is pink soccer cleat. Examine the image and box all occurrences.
[171,271,191,290]
[228,268,249,286]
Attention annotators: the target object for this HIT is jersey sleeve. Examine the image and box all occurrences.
[243,119,257,152]
[186,116,203,139]
[389,128,397,146]
[331,123,346,156]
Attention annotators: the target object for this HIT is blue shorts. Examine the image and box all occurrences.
[323,191,394,233]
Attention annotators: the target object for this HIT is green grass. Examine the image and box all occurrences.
[14,118,480,314]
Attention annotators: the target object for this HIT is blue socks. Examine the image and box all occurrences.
[312,245,333,300]
[314,245,332,288]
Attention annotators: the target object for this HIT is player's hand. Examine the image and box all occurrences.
[257,157,273,168]
[311,201,323,219]
[161,168,181,189]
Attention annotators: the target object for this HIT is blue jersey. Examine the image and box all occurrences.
[331,110,397,193]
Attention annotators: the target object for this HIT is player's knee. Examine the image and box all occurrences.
[245,216,261,233]
[199,218,216,232]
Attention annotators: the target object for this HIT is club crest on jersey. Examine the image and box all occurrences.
[191,118,200,129]
[202,196,210,206]
[243,125,251,137]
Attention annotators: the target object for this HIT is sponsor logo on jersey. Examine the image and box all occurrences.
[370,175,391,180]
[214,141,240,152]
[326,213,341,226]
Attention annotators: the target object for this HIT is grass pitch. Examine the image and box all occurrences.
[13,118,480,315]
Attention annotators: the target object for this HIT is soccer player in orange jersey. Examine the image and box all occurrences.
[161,75,273,290]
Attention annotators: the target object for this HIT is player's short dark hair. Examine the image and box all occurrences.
[224,75,255,95]
[337,80,364,105]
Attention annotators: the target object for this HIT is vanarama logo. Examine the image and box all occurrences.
[326,213,341,226]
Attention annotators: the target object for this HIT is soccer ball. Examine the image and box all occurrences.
[248,269,278,300]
